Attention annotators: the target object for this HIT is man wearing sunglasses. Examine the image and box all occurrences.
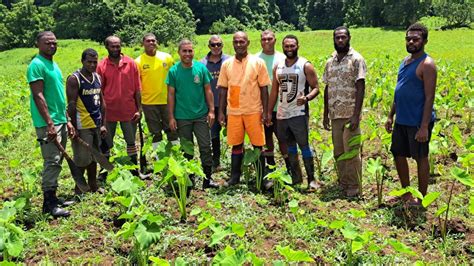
[200,35,230,172]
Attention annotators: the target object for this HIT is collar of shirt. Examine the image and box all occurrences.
[331,47,354,62]
[205,52,228,63]
[105,54,129,67]
[234,54,249,63]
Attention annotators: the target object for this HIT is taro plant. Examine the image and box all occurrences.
[193,210,246,247]
[275,245,314,263]
[0,197,26,261]
[155,142,204,221]
[336,133,366,196]
[265,166,294,205]
[366,157,387,206]
[242,147,262,191]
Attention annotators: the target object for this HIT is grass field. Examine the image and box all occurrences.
[0,28,473,264]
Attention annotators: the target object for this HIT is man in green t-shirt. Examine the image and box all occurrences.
[26,31,75,218]
[166,39,219,190]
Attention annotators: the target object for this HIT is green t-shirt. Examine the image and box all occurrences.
[166,61,212,120]
[257,51,285,112]
[26,54,67,127]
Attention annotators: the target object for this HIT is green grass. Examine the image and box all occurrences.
[0,28,473,264]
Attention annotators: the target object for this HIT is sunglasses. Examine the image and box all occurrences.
[210,43,222,48]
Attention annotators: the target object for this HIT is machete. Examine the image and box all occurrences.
[74,137,114,171]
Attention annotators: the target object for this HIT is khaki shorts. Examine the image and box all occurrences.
[227,113,265,146]
[72,128,100,167]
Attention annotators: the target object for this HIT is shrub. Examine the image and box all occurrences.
[209,16,245,34]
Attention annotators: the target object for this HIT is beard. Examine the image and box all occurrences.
[334,41,350,53]
[284,49,298,59]
[406,44,422,54]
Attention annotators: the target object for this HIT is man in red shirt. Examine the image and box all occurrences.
[97,36,142,176]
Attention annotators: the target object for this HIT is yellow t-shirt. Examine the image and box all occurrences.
[217,55,271,115]
[135,51,174,105]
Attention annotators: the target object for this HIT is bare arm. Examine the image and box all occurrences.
[218,87,228,126]
[385,101,396,133]
[323,85,330,130]
[298,62,319,105]
[31,80,56,140]
[415,58,437,142]
[66,76,79,129]
[132,90,142,122]
[267,66,279,120]
[349,79,365,130]
[204,83,215,127]
[260,85,269,125]
[167,85,177,131]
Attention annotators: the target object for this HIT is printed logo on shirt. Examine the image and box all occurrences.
[194,75,200,84]
[143,64,150,69]
[163,63,167,68]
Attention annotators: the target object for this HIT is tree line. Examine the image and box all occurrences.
[0,0,471,51]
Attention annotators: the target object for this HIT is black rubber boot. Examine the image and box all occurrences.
[211,137,221,170]
[130,154,139,177]
[256,154,270,191]
[43,190,70,218]
[288,153,303,185]
[303,157,319,190]
[225,153,243,186]
[202,166,219,189]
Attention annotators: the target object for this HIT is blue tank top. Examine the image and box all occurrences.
[394,53,435,127]
[72,70,102,129]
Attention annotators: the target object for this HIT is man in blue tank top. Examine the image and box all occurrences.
[66,48,107,193]
[385,23,437,206]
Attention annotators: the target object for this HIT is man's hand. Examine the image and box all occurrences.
[218,111,226,127]
[323,114,330,131]
[46,123,58,141]
[296,95,307,106]
[265,111,273,127]
[349,115,360,131]
[262,112,268,126]
[67,122,76,139]
[100,125,108,138]
[169,117,177,132]
[385,117,394,133]
[131,112,141,122]
[415,126,429,142]
[207,111,215,128]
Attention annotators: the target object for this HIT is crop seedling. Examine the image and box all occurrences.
[0,197,26,261]
[265,166,294,205]
[242,147,262,191]
[366,157,387,206]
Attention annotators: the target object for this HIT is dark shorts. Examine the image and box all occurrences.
[390,122,434,159]
[276,115,309,148]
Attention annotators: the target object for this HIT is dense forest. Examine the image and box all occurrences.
[0,0,472,50]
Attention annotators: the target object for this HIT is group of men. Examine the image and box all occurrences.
[27,22,436,217]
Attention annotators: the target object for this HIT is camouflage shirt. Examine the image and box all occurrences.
[323,47,367,119]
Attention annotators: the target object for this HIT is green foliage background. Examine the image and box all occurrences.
[0,0,472,51]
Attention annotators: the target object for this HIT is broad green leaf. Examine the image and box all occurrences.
[348,209,366,218]
[149,256,170,266]
[116,221,137,240]
[321,150,333,167]
[351,239,364,253]
[168,157,184,178]
[190,208,201,216]
[451,167,473,187]
[112,196,133,208]
[111,176,139,196]
[175,257,187,266]
[0,261,17,266]
[181,139,195,156]
[329,220,345,229]
[134,222,162,250]
[213,245,247,266]
[315,219,328,227]
[435,205,448,217]
[209,225,233,246]
[231,223,246,238]
[243,149,261,165]
[389,188,408,197]
[5,233,23,257]
[276,245,314,262]
[348,134,361,147]
[414,260,426,266]
[340,223,359,240]
[337,149,359,161]
[388,239,416,256]
[118,212,135,220]
[247,252,265,266]
[153,158,168,173]
[9,159,20,168]
[288,199,299,214]
[406,187,423,200]
[451,125,463,147]
[422,192,441,208]
[185,159,205,177]
[195,216,216,233]
[368,243,382,253]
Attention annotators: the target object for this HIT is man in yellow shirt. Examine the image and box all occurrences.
[135,33,178,153]
[217,31,271,188]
